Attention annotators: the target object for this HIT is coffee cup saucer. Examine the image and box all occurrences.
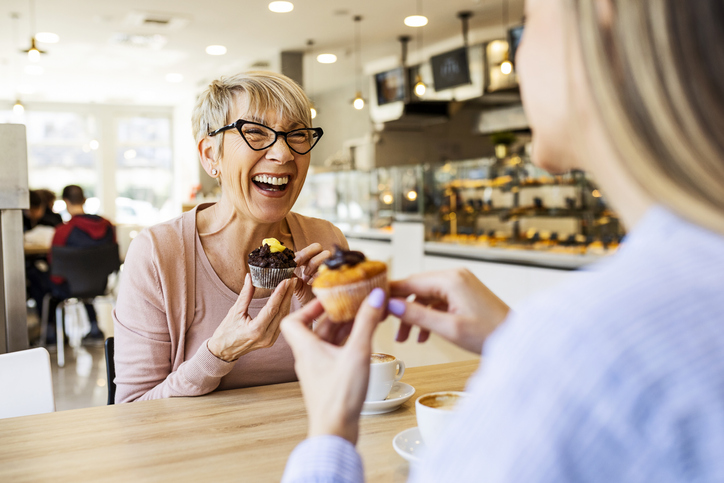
[361,382,415,415]
[392,427,424,463]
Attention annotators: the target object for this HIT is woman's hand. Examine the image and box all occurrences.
[208,274,297,362]
[292,243,331,305]
[388,268,510,354]
[280,290,387,445]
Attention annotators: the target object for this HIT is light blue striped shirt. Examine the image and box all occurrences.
[282,206,724,482]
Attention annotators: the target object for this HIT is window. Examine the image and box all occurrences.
[1,110,99,213]
[115,116,173,225]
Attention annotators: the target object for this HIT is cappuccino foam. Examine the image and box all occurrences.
[370,353,395,364]
[419,393,461,410]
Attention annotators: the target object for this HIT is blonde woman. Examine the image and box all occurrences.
[113,72,347,403]
[281,0,724,481]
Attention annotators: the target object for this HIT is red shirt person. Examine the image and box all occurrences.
[50,185,115,342]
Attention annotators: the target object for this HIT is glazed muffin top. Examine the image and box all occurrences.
[312,246,387,288]
[248,238,296,269]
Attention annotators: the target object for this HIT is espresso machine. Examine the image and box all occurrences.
[0,124,30,354]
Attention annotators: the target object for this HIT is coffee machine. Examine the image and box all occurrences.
[0,124,30,353]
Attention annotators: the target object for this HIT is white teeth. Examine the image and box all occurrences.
[253,175,289,185]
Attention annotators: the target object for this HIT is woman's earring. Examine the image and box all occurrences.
[211,168,218,176]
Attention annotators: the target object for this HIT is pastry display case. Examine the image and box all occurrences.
[296,146,623,267]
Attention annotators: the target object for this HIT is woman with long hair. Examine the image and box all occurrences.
[281,0,724,481]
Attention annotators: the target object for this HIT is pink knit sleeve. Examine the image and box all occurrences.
[113,229,235,403]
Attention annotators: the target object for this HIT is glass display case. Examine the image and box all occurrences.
[425,150,624,256]
[296,147,623,264]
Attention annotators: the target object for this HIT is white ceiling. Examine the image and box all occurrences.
[0,0,524,107]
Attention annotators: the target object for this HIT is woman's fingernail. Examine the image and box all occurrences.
[388,299,406,317]
[368,288,386,309]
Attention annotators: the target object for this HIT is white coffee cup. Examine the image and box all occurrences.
[365,353,405,402]
[415,391,465,446]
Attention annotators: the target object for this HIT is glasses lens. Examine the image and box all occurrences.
[287,129,321,154]
[240,123,276,150]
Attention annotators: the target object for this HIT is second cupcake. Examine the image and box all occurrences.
[248,238,297,289]
[312,246,388,322]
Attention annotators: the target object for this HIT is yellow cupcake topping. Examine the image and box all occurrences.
[262,238,286,253]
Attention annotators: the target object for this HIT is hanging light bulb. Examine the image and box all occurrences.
[351,16,365,111]
[500,60,513,75]
[22,37,45,62]
[310,106,317,119]
[414,75,426,96]
[13,100,25,115]
[353,92,365,110]
[20,1,47,61]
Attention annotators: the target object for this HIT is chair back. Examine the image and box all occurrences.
[51,243,121,298]
[105,337,116,405]
[0,347,55,419]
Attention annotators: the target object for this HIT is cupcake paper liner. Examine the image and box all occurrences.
[249,265,296,289]
[312,271,388,322]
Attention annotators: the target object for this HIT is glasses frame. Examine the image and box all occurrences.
[207,119,324,155]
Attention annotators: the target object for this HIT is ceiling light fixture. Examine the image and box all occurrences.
[499,0,513,75]
[20,0,46,62]
[35,32,58,43]
[269,1,294,13]
[352,15,365,110]
[205,45,227,55]
[412,0,427,97]
[13,100,25,115]
[306,39,319,120]
[404,15,428,27]
[316,53,337,64]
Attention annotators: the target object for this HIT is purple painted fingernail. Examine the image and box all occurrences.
[368,288,386,309]
[388,299,406,317]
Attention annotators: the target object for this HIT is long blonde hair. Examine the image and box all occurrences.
[572,0,724,233]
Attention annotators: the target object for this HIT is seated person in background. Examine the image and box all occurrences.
[36,189,63,227]
[22,190,45,232]
[49,184,116,343]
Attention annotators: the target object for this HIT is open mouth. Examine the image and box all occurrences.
[252,174,290,192]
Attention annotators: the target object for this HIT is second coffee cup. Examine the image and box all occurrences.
[365,353,405,402]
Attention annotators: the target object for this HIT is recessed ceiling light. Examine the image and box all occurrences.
[316,53,337,64]
[269,1,294,13]
[205,45,227,55]
[404,15,428,27]
[165,73,184,83]
[24,65,44,75]
[35,32,59,43]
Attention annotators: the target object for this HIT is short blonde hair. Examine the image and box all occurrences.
[570,0,724,234]
[191,71,312,159]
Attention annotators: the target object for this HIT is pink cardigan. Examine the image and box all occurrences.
[113,205,347,403]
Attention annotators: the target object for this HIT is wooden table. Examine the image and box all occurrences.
[0,360,479,482]
[24,244,49,256]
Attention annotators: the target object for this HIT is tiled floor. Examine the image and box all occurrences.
[47,343,109,411]
[29,300,116,412]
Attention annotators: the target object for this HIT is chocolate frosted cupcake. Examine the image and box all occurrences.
[312,246,388,322]
[248,238,297,289]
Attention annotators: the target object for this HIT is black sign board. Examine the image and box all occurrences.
[374,67,406,105]
[431,47,471,91]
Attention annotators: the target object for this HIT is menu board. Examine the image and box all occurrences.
[375,67,406,105]
[431,47,471,91]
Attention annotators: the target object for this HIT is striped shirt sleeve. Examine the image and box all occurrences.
[282,436,364,483]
